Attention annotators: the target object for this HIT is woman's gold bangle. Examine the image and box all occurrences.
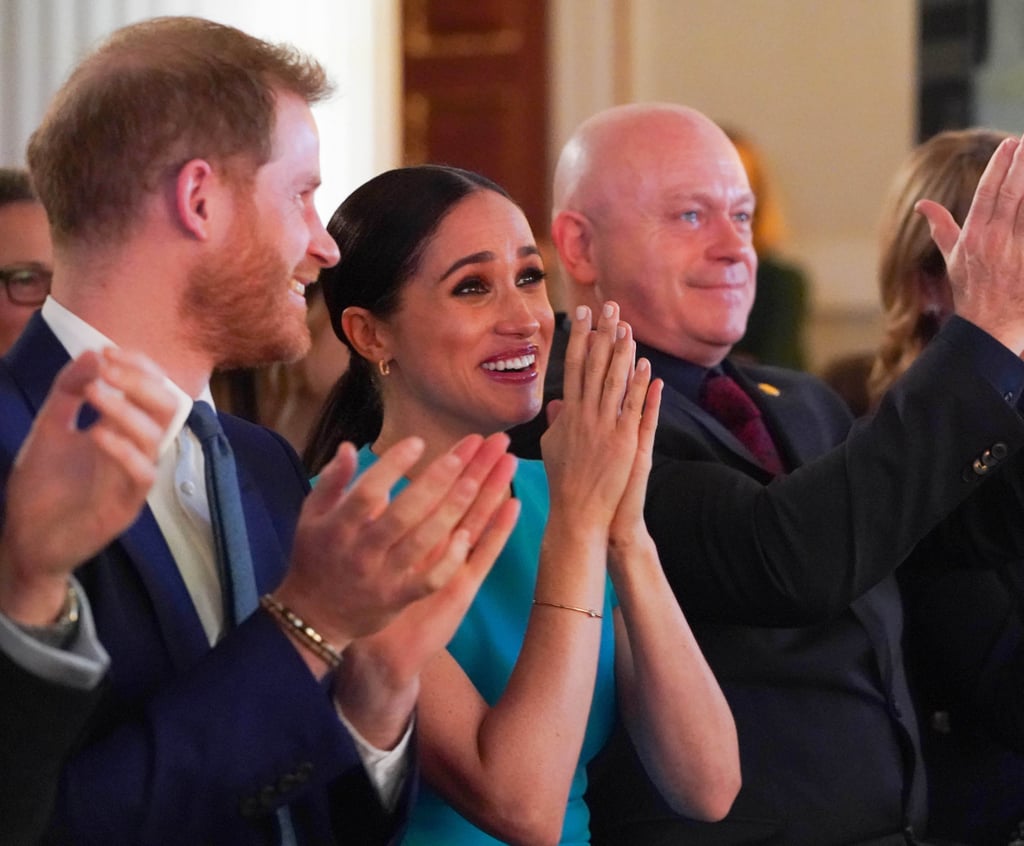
[532,599,602,619]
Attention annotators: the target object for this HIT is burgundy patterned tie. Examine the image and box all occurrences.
[699,372,785,475]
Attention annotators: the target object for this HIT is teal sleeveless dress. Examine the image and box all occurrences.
[353,446,618,845]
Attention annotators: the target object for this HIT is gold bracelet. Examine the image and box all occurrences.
[260,594,344,670]
[532,599,602,619]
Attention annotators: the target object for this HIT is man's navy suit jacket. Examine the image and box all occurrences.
[0,314,408,845]
[510,315,1024,845]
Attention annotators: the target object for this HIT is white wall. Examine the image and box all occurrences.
[0,0,400,221]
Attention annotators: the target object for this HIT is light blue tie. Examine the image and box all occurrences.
[186,401,259,624]
[187,401,298,846]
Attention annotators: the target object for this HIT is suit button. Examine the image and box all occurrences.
[259,785,278,810]
[992,442,1008,460]
[239,796,261,819]
[278,770,307,793]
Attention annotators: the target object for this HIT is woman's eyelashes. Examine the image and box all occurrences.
[517,267,547,288]
[451,275,488,296]
[450,266,546,297]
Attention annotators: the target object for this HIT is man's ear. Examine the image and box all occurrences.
[174,159,217,240]
[341,306,391,365]
[551,210,598,286]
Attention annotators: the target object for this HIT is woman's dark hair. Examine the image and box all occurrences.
[303,165,511,473]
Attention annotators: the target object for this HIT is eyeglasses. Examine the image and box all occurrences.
[0,264,52,306]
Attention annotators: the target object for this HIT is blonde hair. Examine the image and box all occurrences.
[867,128,1008,406]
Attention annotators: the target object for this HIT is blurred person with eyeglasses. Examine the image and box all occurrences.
[0,168,52,354]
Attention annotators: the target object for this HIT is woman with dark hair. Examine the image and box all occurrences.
[869,129,1024,846]
[305,165,739,845]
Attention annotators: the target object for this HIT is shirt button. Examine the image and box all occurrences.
[180,480,197,496]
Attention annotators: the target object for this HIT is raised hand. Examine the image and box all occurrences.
[0,348,177,625]
[917,134,1024,354]
[540,302,652,528]
[276,432,518,666]
[608,372,663,565]
[333,459,520,748]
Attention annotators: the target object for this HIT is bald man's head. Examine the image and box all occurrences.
[551,103,757,367]
[554,104,733,216]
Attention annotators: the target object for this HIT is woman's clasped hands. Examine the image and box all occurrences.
[540,300,661,543]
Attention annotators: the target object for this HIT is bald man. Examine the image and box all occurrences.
[510,103,1024,845]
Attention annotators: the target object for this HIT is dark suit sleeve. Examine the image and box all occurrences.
[645,318,1024,626]
[0,649,103,846]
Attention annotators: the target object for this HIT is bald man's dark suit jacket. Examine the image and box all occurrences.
[0,314,410,846]
[510,315,1024,846]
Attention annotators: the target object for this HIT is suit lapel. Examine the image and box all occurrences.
[659,375,773,477]
[727,363,846,468]
[727,362,837,470]
[232,443,290,596]
[117,512,211,666]
[3,312,73,411]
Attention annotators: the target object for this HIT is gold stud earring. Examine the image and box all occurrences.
[378,359,391,377]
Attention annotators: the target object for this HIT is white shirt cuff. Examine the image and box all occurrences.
[334,702,414,812]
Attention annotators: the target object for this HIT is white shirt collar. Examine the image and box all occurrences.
[41,296,213,455]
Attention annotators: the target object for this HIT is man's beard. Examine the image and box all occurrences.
[181,207,311,371]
